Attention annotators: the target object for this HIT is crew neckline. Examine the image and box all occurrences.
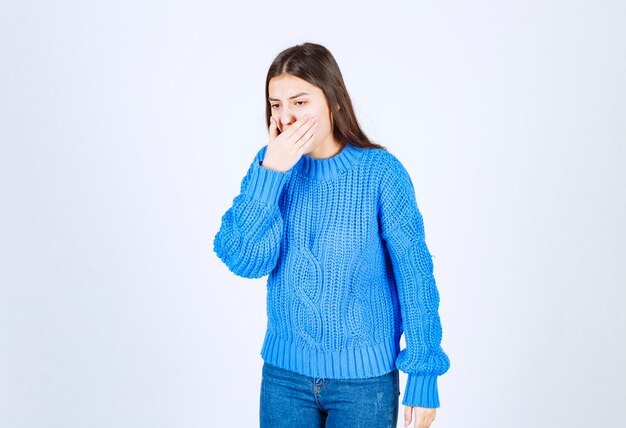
[295,144,365,181]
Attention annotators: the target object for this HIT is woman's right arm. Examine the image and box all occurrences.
[213,145,293,278]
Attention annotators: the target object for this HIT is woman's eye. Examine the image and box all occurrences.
[270,101,305,109]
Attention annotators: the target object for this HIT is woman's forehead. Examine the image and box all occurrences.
[269,75,320,97]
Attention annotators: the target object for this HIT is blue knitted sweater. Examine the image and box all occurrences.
[213,143,450,408]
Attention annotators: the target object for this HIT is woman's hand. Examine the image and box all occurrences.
[404,406,436,427]
[261,113,319,172]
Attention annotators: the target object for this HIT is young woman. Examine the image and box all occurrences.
[213,42,450,428]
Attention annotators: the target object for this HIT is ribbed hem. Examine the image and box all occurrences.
[260,329,399,379]
[402,373,440,408]
[243,161,292,206]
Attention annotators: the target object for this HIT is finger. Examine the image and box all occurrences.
[285,115,317,144]
[404,406,413,427]
[289,118,317,147]
[298,120,318,145]
[296,124,318,154]
[279,113,308,139]
[268,117,279,140]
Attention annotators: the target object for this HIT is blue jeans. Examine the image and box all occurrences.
[260,362,400,428]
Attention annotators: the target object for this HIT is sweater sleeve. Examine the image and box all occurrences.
[378,154,451,408]
[213,145,293,278]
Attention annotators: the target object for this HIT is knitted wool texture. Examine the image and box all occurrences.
[213,143,450,408]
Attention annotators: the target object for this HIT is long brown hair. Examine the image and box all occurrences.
[265,42,387,151]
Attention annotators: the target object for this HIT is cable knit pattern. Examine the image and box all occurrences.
[213,143,450,408]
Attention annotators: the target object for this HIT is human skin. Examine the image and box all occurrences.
[262,73,343,171]
[405,405,437,427]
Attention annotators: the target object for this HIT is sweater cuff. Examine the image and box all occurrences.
[402,373,440,408]
[243,161,292,206]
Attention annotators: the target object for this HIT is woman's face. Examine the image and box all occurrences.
[268,73,334,154]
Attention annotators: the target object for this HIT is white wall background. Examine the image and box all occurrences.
[1,1,624,427]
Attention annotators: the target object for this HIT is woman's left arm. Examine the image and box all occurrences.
[377,153,451,412]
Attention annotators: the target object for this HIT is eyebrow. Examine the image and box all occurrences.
[268,92,310,102]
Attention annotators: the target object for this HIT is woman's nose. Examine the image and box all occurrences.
[280,110,297,130]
